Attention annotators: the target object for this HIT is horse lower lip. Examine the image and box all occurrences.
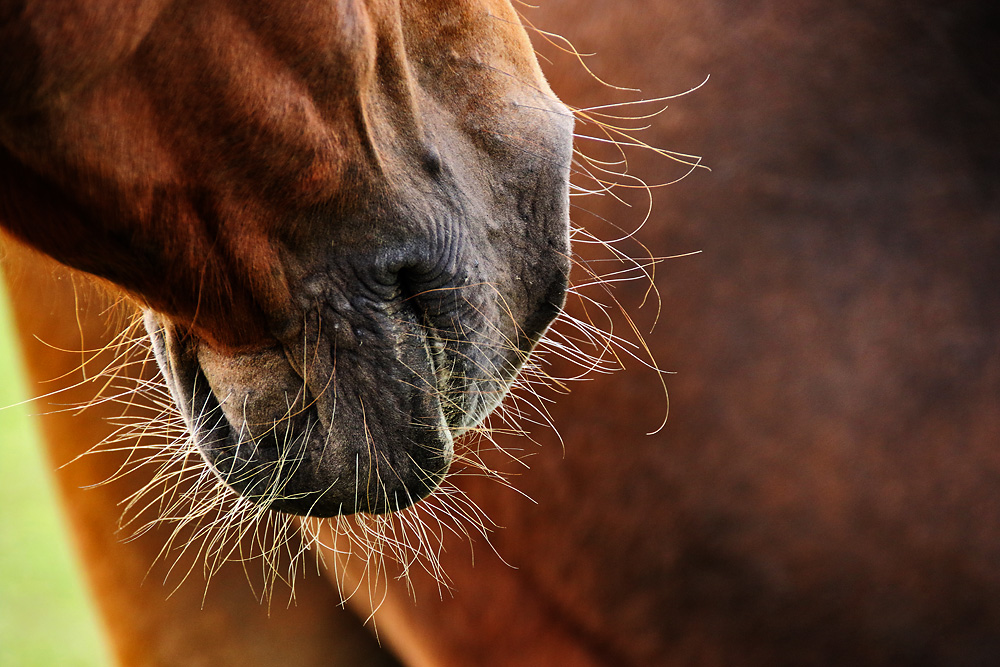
[145,311,458,517]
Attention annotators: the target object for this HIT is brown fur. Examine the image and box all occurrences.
[4,0,1000,665]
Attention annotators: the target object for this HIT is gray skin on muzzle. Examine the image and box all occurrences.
[144,86,574,518]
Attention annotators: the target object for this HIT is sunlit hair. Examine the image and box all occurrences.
[34,10,706,614]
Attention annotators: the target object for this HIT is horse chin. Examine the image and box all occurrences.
[144,310,461,517]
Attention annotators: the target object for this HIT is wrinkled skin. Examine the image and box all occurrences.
[0,0,573,515]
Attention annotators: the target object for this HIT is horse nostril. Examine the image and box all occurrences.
[423,144,443,176]
[397,260,453,298]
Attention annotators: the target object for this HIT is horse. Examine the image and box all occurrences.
[4,0,1000,665]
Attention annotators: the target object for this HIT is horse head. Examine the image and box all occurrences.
[0,0,573,516]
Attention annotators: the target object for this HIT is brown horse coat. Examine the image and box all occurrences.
[3,0,1000,665]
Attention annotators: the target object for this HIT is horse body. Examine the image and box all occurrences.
[4,0,1000,665]
[417,3,998,664]
[320,2,1000,664]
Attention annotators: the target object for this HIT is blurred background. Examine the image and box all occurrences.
[0,282,110,666]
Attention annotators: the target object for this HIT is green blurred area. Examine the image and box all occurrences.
[0,281,112,666]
